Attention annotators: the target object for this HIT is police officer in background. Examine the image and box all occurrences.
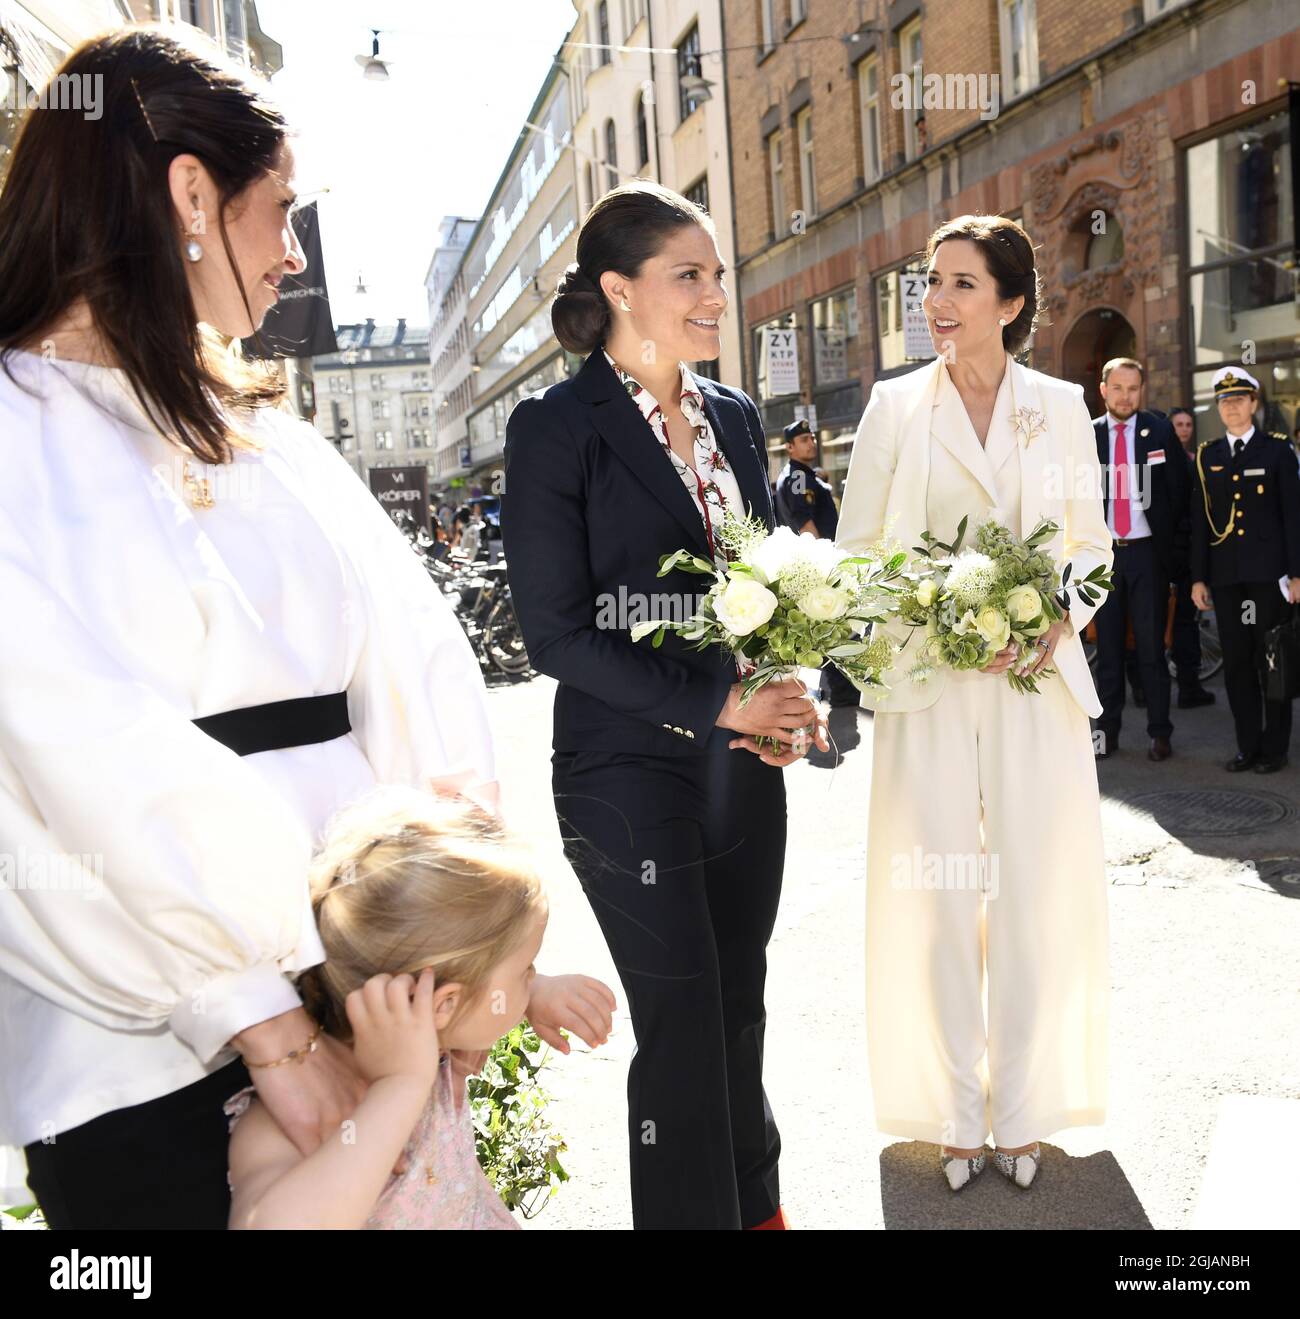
[775,418,859,710]
[1190,367,1300,772]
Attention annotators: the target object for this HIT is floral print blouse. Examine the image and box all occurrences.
[603,350,745,574]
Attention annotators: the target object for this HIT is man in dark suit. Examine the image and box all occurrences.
[1091,357,1190,761]
[1190,366,1300,773]
[1166,407,1215,706]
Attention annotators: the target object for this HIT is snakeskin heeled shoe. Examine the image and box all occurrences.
[993,1144,1041,1188]
[940,1147,988,1191]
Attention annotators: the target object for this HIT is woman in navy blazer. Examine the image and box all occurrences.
[502,182,823,1229]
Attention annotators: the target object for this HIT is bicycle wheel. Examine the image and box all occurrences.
[484,596,531,676]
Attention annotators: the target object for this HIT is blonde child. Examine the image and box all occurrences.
[225,786,615,1229]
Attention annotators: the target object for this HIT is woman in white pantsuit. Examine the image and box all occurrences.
[837,215,1114,1191]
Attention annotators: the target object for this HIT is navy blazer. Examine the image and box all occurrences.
[1189,428,1300,586]
[1094,409,1189,583]
[501,349,776,756]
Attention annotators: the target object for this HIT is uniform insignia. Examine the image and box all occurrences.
[1139,428,1149,437]
[1209,465,1224,472]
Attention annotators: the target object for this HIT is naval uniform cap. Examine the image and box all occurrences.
[1212,366,1260,399]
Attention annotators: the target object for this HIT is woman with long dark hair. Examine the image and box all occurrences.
[502,181,825,1229]
[0,28,497,1227]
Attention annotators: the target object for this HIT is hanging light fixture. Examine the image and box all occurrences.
[355,30,390,81]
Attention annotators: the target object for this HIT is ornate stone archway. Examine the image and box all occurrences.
[1061,307,1138,419]
[1025,113,1168,391]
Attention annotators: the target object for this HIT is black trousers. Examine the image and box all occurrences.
[552,746,785,1229]
[1212,581,1293,759]
[1170,577,1204,687]
[23,1057,251,1229]
[819,662,861,707]
[1093,539,1172,743]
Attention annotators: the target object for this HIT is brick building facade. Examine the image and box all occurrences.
[724,0,1298,488]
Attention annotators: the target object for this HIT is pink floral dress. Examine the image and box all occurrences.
[224,1053,520,1230]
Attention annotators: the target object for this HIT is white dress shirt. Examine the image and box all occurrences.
[0,351,495,1148]
[1227,424,1256,458]
[1104,412,1153,540]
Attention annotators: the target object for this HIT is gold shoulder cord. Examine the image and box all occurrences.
[1196,442,1235,547]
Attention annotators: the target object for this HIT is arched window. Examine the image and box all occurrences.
[604,118,618,191]
[597,2,611,66]
[1086,213,1125,267]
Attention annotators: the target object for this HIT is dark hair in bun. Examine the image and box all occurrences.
[924,213,1041,356]
[552,180,716,355]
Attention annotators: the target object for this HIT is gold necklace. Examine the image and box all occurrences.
[182,460,214,508]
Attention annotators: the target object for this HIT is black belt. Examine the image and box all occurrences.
[192,692,351,757]
[1112,537,1152,548]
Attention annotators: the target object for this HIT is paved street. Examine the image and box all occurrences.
[487,668,1300,1231]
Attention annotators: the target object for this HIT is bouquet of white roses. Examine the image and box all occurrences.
[897,514,1112,694]
[631,510,906,707]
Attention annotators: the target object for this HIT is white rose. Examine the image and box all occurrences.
[915,579,938,608]
[952,608,979,636]
[798,584,850,621]
[746,527,801,583]
[713,576,779,635]
[1005,584,1042,624]
[975,606,1011,650]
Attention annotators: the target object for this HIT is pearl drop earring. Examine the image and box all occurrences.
[997,317,1007,326]
[185,240,203,263]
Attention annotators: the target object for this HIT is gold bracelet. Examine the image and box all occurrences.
[244,1022,323,1069]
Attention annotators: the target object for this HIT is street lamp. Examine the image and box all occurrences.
[355,30,390,81]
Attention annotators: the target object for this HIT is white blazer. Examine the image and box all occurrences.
[837,355,1113,718]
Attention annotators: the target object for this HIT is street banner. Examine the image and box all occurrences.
[368,465,430,533]
[241,202,339,360]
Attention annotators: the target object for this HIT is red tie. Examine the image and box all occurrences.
[1113,421,1130,538]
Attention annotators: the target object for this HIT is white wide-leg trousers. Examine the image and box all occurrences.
[865,667,1109,1149]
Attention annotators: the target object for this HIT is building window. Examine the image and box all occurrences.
[374,430,394,450]
[796,107,816,217]
[370,373,386,389]
[677,23,703,123]
[999,0,1039,99]
[636,93,649,171]
[597,2,611,66]
[767,129,786,239]
[1143,0,1193,18]
[1184,107,1297,443]
[811,288,860,387]
[875,267,933,373]
[858,56,883,184]
[791,0,808,27]
[899,18,923,161]
[604,118,618,191]
[684,174,709,213]
[371,398,390,420]
[760,0,777,53]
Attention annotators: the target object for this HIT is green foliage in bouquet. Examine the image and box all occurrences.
[899,515,1113,694]
[467,1022,568,1219]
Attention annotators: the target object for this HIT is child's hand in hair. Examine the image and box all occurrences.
[346,969,439,1091]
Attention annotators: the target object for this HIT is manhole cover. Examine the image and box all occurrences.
[1257,858,1300,893]
[1126,789,1294,836]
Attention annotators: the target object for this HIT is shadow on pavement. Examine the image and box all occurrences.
[879,1142,1152,1229]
